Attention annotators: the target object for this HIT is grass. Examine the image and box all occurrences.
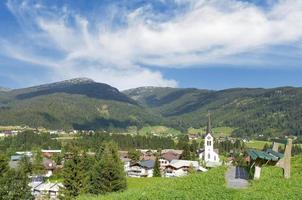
[137,126,182,137]
[79,156,302,200]
[78,156,302,200]
[245,140,270,150]
[187,126,234,137]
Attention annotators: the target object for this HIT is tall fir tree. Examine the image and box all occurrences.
[0,154,8,176]
[89,142,127,194]
[0,155,34,200]
[60,145,87,200]
[153,155,161,177]
[181,143,192,160]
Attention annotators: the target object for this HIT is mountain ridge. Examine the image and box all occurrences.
[0,78,301,137]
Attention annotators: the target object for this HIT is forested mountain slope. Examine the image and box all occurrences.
[124,87,302,137]
[0,78,160,130]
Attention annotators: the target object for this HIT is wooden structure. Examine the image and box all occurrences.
[247,138,292,179]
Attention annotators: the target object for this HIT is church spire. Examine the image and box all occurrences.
[206,112,212,134]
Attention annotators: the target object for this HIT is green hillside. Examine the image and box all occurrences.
[0,78,160,130]
[1,79,302,137]
[79,156,302,200]
[124,87,302,137]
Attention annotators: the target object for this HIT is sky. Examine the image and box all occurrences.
[0,0,302,90]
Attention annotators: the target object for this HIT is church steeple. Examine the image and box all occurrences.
[206,112,212,134]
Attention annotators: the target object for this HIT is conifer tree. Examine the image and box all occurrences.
[181,143,192,160]
[0,154,8,176]
[0,156,34,200]
[60,146,86,199]
[153,155,161,177]
[89,142,127,194]
[128,148,140,164]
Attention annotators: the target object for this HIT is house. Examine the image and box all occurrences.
[43,159,57,177]
[160,151,181,168]
[121,157,131,172]
[139,150,156,161]
[128,160,155,178]
[198,114,221,167]
[164,160,200,177]
[9,151,33,169]
[42,150,62,158]
[31,182,63,200]
[188,134,199,140]
[161,149,183,155]
[118,151,131,172]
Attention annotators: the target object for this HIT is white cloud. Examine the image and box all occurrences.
[1,0,302,89]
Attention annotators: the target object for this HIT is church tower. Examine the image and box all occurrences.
[204,113,214,162]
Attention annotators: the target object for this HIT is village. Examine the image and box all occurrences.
[1,115,301,200]
[4,117,226,199]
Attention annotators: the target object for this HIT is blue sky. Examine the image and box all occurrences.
[0,0,302,90]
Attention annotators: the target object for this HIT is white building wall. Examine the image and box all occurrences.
[203,133,220,163]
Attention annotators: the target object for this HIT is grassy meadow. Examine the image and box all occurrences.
[79,156,302,200]
[187,126,234,137]
[245,140,270,150]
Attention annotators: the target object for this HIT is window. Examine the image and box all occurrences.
[207,141,211,146]
[214,156,216,161]
[208,153,210,159]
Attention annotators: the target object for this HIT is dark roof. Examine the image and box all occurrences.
[43,159,56,170]
[247,149,279,161]
[161,151,180,162]
[136,160,155,169]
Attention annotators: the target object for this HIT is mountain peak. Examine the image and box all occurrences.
[62,77,95,84]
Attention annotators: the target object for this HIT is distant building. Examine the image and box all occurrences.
[31,182,63,199]
[198,114,221,167]
[160,151,181,168]
[42,150,62,158]
[43,159,57,177]
[128,160,155,177]
[164,160,207,177]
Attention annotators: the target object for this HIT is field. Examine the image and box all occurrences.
[188,126,234,137]
[79,156,302,200]
[136,126,182,137]
[245,140,270,150]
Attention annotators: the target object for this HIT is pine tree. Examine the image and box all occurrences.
[60,146,86,199]
[89,142,127,194]
[0,154,8,176]
[128,149,140,164]
[181,143,192,160]
[153,155,161,177]
[33,149,43,174]
[0,156,34,200]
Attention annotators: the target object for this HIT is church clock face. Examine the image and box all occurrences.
[207,136,211,140]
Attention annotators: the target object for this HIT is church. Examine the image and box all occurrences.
[198,114,221,167]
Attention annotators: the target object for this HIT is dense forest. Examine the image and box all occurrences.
[125,86,302,137]
[0,79,302,137]
[0,131,175,155]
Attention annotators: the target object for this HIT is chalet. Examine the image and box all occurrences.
[128,160,155,178]
[42,150,62,158]
[188,134,199,140]
[118,151,131,171]
[164,160,201,177]
[9,151,33,169]
[160,151,181,168]
[31,182,63,199]
[139,149,156,161]
[43,159,56,177]
[161,149,183,155]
